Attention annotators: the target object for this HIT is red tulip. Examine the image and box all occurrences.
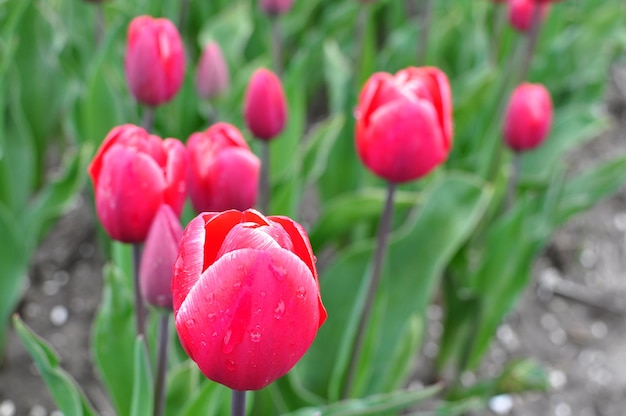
[508,0,550,33]
[503,82,553,152]
[244,68,287,141]
[355,67,453,183]
[259,0,294,15]
[172,209,327,391]
[125,16,186,107]
[88,124,188,243]
[187,123,260,213]
[140,205,183,310]
[196,41,230,100]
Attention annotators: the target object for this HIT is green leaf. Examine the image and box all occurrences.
[302,114,346,187]
[92,263,136,415]
[283,384,442,416]
[299,174,492,400]
[180,380,232,416]
[130,336,154,416]
[165,361,201,416]
[13,316,97,416]
[323,41,352,114]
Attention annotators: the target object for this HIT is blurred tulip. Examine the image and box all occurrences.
[125,16,186,107]
[244,68,287,141]
[508,0,549,32]
[355,67,453,183]
[88,124,188,243]
[172,209,327,391]
[195,41,230,100]
[503,82,553,152]
[140,205,183,310]
[187,123,260,213]
[259,0,294,15]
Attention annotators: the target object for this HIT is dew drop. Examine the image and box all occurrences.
[205,293,215,304]
[212,332,218,337]
[260,291,267,297]
[268,263,287,281]
[250,330,262,343]
[186,318,196,329]
[233,282,241,289]
[226,359,236,372]
[207,313,217,321]
[223,329,234,353]
[296,286,306,299]
[274,300,285,319]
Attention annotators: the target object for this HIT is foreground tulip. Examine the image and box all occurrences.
[355,67,453,183]
[503,82,553,152]
[187,123,260,213]
[259,0,294,15]
[139,205,183,310]
[172,209,327,391]
[508,0,549,32]
[195,41,230,100]
[88,124,188,243]
[125,16,185,107]
[244,68,287,141]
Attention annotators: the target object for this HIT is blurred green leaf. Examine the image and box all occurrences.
[92,263,135,415]
[165,361,201,416]
[302,114,346,186]
[130,336,153,416]
[323,41,351,114]
[284,384,442,416]
[180,380,232,416]
[13,315,97,416]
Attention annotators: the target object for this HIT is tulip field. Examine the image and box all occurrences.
[1,0,626,414]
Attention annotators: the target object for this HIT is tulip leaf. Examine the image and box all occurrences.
[299,174,492,400]
[179,380,233,416]
[302,113,346,187]
[92,263,136,415]
[165,361,202,416]
[13,315,97,416]
[0,204,27,351]
[323,40,351,114]
[130,336,154,416]
[283,384,442,416]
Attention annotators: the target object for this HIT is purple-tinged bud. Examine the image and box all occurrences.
[196,41,230,100]
[259,0,294,16]
[139,204,183,310]
[243,68,287,141]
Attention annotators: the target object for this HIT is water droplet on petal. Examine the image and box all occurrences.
[226,359,236,371]
[268,263,287,281]
[274,300,285,319]
[296,286,306,299]
[207,313,217,321]
[223,329,233,353]
[260,291,266,297]
[186,318,196,329]
[233,282,241,289]
[250,330,262,343]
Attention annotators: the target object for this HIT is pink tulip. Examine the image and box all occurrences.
[503,82,553,152]
[355,67,453,183]
[195,41,230,100]
[508,0,550,33]
[187,123,260,213]
[173,209,327,391]
[244,68,287,141]
[125,16,186,106]
[88,124,188,243]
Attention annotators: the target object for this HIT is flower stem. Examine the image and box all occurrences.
[342,181,397,398]
[94,3,104,48]
[258,141,270,214]
[231,390,247,416]
[490,3,507,65]
[270,16,283,78]
[505,152,522,211]
[518,3,543,83]
[416,0,433,65]
[179,0,190,33]
[142,107,155,133]
[132,243,146,340]
[153,313,170,416]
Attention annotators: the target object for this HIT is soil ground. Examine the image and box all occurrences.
[1,73,625,416]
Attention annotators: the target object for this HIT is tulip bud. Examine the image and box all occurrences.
[259,0,294,16]
[172,209,327,391]
[503,82,553,152]
[88,124,188,243]
[195,41,230,100]
[187,123,260,213]
[355,67,453,183]
[508,0,549,33]
[125,16,186,107]
[139,205,183,310]
[244,68,287,141]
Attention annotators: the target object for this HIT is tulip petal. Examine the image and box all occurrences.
[175,247,320,391]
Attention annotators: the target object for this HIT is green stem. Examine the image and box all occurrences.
[416,0,433,65]
[258,141,270,214]
[342,181,397,398]
[142,107,155,133]
[132,243,146,340]
[231,390,247,416]
[270,16,283,78]
[179,0,190,34]
[518,3,543,82]
[505,152,522,211]
[153,313,170,416]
